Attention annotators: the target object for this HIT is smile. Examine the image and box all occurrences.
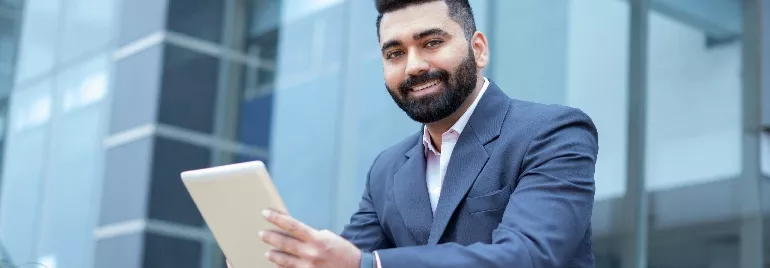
[411,80,440,91]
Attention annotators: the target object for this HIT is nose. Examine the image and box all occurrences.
[404,50,429,77]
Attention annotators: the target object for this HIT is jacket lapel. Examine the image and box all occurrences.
[427,81,510,244]
[393,138,433,245]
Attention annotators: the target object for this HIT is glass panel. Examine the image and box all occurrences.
[0,0,22,9]
[281,0,344,24]
[147,136,210,227]
[58,0,116,64]
[166,0,224,44]
[645,1,743,267]
[144,233,202,268]
[13,0,62,83]
[99,137,153,226]
[268,2,347,230]
[493,1,569,105]
[159,44,219,134]
[236,0,281,53]
[34,55,110,268]
[646,13,741,191]
[0,2,23,97]
[0,80,53,264]
[109,44,162,135]
[116,0,167,46]
[93,232,143,268]
[215,0,282,148]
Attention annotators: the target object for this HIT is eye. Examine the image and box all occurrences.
[386,50,404,60]
[425,39,443,48]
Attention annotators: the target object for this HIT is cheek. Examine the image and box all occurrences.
[430,44,470,69]
[383,65,404,88]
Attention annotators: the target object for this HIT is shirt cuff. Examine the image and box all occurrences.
[374,251,382,268]
[360,251,375,268]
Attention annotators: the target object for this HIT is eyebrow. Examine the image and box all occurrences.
[380,28,451,53]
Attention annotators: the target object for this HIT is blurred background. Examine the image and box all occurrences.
[0,0,767,267]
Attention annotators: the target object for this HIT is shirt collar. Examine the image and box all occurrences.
[422,77,490,154]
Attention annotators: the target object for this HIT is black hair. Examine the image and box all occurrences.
[375,0,477,41]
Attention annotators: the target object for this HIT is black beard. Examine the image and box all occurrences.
[387,49,478,124]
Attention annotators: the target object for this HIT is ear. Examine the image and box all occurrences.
[470,31,489,69]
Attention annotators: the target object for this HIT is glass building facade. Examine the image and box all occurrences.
[0,0,767,268]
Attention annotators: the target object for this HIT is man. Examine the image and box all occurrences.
[252,0,599,267]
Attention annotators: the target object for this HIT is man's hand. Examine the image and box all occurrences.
[259,209,362,268]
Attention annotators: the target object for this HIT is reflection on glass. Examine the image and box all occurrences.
[167,0,224,44]
[646,10,741,190]
[37,255,55,268]
[219,1,282,148]
[10,84,51,134]
[159,45,219,134]
[0,80,52,265]
[0,2,21,98]
[61,72,107,113]
[58,0,116,64]
[281,0,343,23]
[0,0,23,8]
[34,55,109,268]
[13,0,62,83]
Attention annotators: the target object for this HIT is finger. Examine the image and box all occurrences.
[226,259,231,268]
[263,209,317,242]
[266,250,306,268]
[260,230,319,258]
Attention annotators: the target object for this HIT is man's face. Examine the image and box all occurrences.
[378,1,478,123]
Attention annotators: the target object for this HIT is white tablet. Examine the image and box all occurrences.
[181,161,287,268]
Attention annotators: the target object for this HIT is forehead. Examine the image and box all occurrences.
[378,1,459,43]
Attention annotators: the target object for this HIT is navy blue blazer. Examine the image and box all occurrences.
[341,80,598,268]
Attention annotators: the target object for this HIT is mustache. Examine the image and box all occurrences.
[399,69,450,93]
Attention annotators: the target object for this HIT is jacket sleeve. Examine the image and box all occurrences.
[375,107,598,268]
[340,153,394,254]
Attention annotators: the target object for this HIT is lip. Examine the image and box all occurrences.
[408,80,442,97]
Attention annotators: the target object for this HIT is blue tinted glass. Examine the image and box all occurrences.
[94,232,143,268]
[109,44,162,135]
[13,0,62,83]
[148,137,210,226]
[159,44,219,134]
[0,3,22,97]
[58,0,116,64]
[0,80,53,264]
[236,91,273,149]
[34,55,110,268]
[144,233,202,268]
[268,3,348,231]
[166,0,224,44]
[99,137,153,226]
[232,28,279,148]
[116,0,167,46]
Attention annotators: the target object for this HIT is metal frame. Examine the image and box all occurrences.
[738,1,765,267]
[623,0,650,267]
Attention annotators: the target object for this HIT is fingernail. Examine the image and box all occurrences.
[258,231,264,238]
[262,210,270,217]
[264,251,270,258]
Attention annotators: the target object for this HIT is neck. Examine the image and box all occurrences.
[425,76,485,150]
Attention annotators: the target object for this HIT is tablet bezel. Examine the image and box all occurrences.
[181,161,287,268]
